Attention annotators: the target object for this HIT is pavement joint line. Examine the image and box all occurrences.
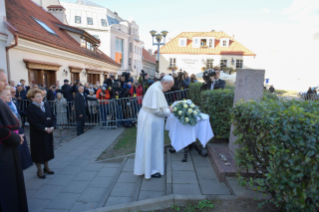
[190,150,203,194]
[225,177,236,196]
[100,157,128,208]
[166,147,173,195]
[130,172,143,202]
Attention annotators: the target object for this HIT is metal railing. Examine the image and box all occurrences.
[300,94,318,101]
[16,89,189,129]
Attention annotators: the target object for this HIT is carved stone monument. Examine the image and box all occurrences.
[208,69,265,182]
[229,69,265,156]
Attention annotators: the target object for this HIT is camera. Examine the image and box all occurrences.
[202,69,216,82]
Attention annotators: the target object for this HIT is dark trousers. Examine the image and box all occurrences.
[76,120,85,136]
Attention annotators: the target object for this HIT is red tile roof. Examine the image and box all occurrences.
[47,5,65,9]
[143,49,156,64]
[159,32,256,56]
[5,0,120,67]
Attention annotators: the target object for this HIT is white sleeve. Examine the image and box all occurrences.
[147,107,171,117]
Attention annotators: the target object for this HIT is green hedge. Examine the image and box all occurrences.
[200,89,234,139]
[232,100,319,211]
[189,83,202,106]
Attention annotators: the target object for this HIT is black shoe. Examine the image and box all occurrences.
[199,149,208,157]
[151,173,161,178]
[37,172,46,179]
[169,149,176,153]
[43,167,54,175]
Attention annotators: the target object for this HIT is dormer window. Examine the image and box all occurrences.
[193,37,214,48]
[179,38,187,47]
[81,37,96,51]
[220,38,230,47]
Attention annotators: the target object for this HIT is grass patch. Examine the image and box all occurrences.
[97,127,171,160]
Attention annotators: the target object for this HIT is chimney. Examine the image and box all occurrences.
[148,49,153,56]
[114,11,118,16]
[47,5,67,24]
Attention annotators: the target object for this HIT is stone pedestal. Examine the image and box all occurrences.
[208,69,265,182]
[229,69,265,156]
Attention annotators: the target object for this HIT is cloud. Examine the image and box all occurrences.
[281,0,319,26]
[263,8,269,14]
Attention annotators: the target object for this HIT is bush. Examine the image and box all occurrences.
[189,83,202,106]
[232,99,319,211]
[201,89,234,139]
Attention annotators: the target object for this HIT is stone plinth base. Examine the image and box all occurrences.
[208,145,262,182]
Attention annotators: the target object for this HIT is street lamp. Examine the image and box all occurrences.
[150,30,169,74]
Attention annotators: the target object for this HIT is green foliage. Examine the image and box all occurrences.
[171,203,181,212]
[196,200,215,210]
[201,89,234,139]
[173,101,202,126]
[232,99,319,211]
[263,91,279,101]
[189,83,202,106]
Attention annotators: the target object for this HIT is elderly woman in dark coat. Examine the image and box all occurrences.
[26,88,56,179]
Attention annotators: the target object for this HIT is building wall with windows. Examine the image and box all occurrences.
[159,31,256,76]
[0,0,7,72]
[60,1,144,76]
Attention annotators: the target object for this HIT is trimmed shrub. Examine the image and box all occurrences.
[201,89,234,139]
[232,99,319,211]
[189,83,202,106]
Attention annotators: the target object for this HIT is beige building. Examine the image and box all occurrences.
[0,0,7,72]
[5,0,120,87]
[158,31,256,76]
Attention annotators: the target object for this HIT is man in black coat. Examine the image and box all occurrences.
[200,69,226,91]
[47,85,61,101]
[0,69,28,212]
[61,79,74,122]
[104,74,116,88]
[75,86,87,136]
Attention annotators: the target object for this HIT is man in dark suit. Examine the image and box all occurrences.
[61,79,74,122]
[75,86,87,136]
[200,69,225,91]
[47,85,61,101]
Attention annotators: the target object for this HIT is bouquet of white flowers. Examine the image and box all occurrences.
[172,100,202,126]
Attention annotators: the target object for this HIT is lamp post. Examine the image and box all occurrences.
[150,30,168,74]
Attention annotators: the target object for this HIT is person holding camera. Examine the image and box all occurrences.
[104,74,116,88]
[96,84,110,126]
[130,81,143,114]
[190,74,199,83]
[200,69,225,91]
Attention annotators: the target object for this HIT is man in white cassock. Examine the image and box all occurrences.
[134,76,174,179]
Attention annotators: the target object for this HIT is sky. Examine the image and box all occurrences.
[64,0,319,89]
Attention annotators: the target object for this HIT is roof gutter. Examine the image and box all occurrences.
[6,34,18,52]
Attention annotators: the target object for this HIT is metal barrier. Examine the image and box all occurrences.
[16,89,189,129]
[300,94,318,101]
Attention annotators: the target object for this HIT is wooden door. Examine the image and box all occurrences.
[71,72,80,84]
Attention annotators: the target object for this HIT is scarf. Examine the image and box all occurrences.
[0,99,19,130]
[32,101,45,113]
[7,100,20,119]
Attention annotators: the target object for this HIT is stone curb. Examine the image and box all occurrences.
[83,194,236,212]
[96,144,172,162]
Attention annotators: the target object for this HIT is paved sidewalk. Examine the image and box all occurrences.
[25,128,237,212]
[24,127,125,212]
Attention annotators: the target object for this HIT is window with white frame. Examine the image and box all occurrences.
[75,16,81,24]
[87,17,93,25]
[236,60,243,69]
[169,58,176,67]
[33,18,57,35]
[220,38,229,47]
[208,39,213,48]
[220,60,227,68]
[206,59,214,69]
[179,38,187,47]
[101,19,107,27]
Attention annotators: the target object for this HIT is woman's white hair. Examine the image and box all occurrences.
[161,75,174,83]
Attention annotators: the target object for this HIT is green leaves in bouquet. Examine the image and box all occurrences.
[172,101,201,126]
[231,99,319,211]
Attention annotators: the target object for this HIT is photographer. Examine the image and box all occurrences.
[104,74,116,88]
[190,74,199,83]
[139,70,153,94]
[200,69,225,91]
[182,71,191,88]
[130,81,143,113]
[96,84,110,126]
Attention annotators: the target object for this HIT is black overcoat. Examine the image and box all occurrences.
[75,93,87,121]
[26,103,56,163]
[0,100,28,212]
[200,79,226,91]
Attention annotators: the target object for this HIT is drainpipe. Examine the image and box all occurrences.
[5,34,18,81]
